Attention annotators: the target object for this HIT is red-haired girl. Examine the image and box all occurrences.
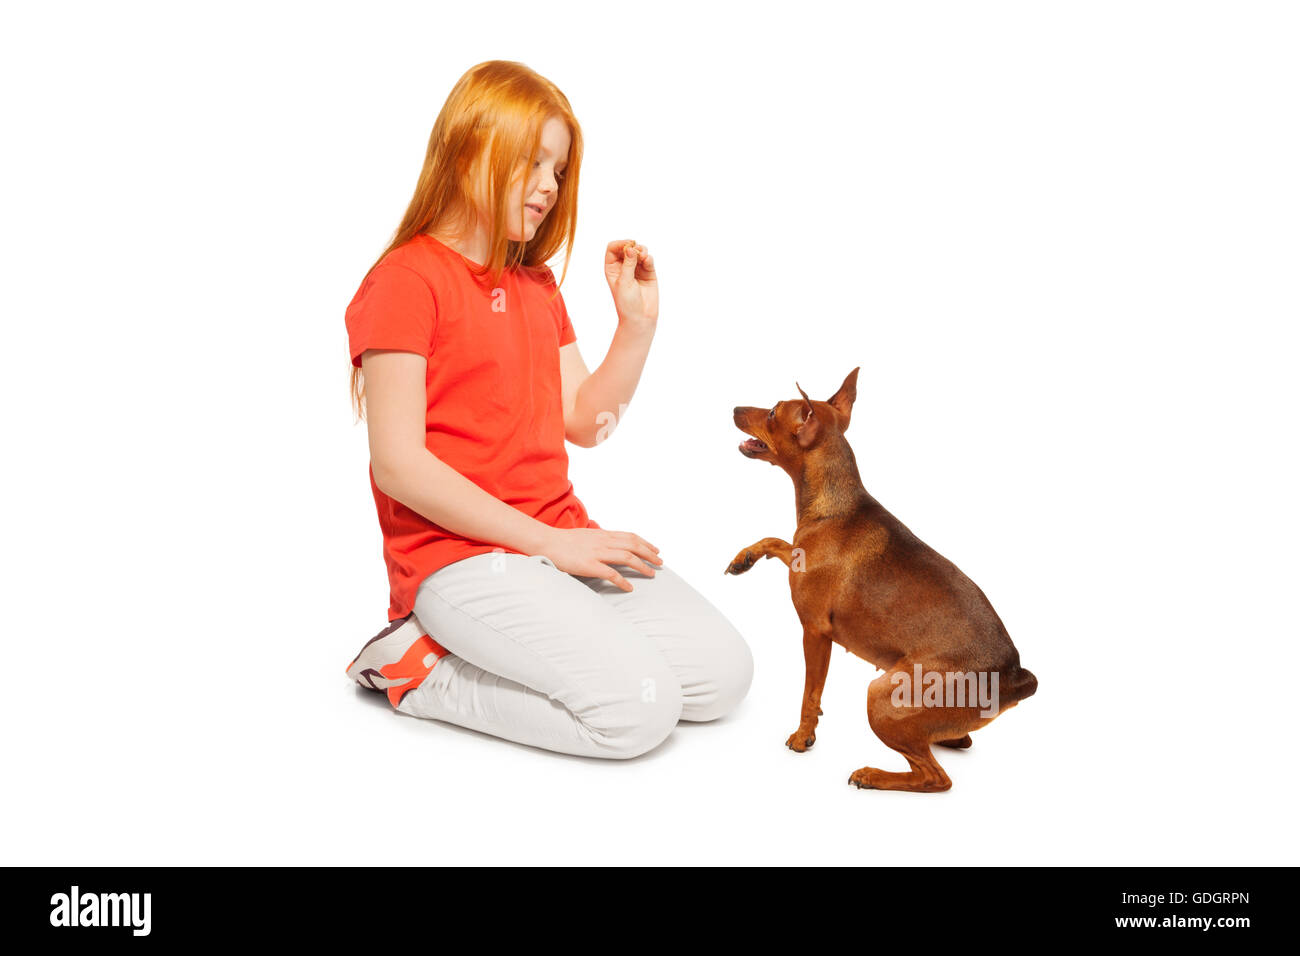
[344,61,752,758]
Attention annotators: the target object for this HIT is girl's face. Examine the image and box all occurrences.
[474,115,570,243]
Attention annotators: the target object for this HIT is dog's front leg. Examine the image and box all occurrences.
[724,537,793,575]
[787,625,832,752]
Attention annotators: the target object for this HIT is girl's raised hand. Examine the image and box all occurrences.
[604,239,657,327]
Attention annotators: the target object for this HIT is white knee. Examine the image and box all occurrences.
[682,624,755,723]
[595,671,684,759]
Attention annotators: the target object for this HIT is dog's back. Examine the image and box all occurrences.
[832,498,1037,705]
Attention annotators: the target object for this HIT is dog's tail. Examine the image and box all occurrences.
[1004,666,1038,704]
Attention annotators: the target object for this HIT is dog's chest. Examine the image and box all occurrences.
[792,518,887,562]
[786,562,838,623]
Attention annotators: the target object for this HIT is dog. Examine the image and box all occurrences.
[725,367,1037,792]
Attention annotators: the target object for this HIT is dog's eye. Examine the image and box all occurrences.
[768,406,775,420]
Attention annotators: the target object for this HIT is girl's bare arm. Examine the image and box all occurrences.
[361,349,553,555]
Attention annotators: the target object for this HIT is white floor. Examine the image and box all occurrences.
[7,555,1291,866]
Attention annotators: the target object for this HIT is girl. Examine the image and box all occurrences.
[343,60,753,759]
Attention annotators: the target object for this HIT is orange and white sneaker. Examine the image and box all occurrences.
[345,613,450,709]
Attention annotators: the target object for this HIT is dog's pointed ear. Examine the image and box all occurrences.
[827,366,859,430]
[795,382,820,449]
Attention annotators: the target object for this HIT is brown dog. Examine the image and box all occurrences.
[726,367,1037,792]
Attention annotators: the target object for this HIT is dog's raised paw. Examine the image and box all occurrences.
[725,550,757,575]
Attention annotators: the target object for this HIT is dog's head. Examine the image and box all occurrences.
[732,367,860,471]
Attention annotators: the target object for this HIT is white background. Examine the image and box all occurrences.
[3,0,1297,865]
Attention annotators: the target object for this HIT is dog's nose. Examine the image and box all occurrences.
[732,406,743,416]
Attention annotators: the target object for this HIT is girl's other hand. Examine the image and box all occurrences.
[538,526,663,592]
[604,239,658,327]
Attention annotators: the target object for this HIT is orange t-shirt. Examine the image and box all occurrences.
[346,233,601,622]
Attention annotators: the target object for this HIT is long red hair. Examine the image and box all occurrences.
[349,60,583,420]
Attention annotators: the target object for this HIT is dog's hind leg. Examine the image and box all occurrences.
[848,671,960,793]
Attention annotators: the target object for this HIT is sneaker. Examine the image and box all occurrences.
[345,613,450,709]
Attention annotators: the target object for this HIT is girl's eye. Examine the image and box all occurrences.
[532,160,565,181]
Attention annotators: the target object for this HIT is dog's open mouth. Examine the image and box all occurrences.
[739,438,769,456]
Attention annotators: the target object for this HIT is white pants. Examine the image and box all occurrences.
[395,552,754,759]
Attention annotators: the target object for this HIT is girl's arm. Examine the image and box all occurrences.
[362,349,553,555]
[565,241,658,447]
[561,326,654,447]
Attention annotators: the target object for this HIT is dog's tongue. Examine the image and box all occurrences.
[741,438,768,451]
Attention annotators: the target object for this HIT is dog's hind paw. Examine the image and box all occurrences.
[848,765,952,793]
[848,769,876,789]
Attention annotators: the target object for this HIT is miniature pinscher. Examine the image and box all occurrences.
[725,367,1037,792]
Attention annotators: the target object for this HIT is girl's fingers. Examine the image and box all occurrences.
[601,548,659,577]
[621,550,658,576]
[599,565,632,592]
[606,240,646,259]
[616,532,660,557]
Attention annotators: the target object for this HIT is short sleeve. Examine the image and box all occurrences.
[555,287,576,347]
[345,262,438,369]
[536,264,576,347]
